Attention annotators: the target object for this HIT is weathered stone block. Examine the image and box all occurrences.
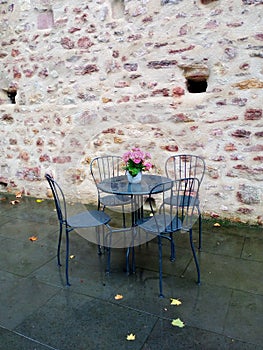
[237,185,260,205]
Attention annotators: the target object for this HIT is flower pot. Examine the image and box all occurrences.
[127,171,142,184]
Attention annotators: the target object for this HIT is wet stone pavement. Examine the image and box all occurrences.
[0,193,262,350]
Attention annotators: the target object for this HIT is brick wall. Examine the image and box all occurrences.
[0,0,262,224]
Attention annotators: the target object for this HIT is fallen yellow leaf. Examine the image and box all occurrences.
[126,333,136,341]
[29,235,38,241]
[114,294,123,300]
[213,223,221,227]
[15,192,22,198]
[36,199,44,203]
[171,318,185,328]
[69,255,75,259]
[170,298,182,306]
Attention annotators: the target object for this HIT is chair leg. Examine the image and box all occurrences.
[122,205,126,227]
[189,228,200,285]
[57,222,63,266]
[198,212,202,251]
[65,228,71,286]
[158,236,164,298]
[105,226,112,274]
[170,233,175,262]
[106,247,111,274]
[126,247,130,274]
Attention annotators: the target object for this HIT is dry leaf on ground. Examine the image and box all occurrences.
[126,333,136,341]
[170,298,182,306]
[29,235,38,241]
[171,318,185,328]
[114,294,124,300]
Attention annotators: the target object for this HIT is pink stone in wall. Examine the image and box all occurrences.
[39,154,50,162]
[205,20,219,29]
[19,151,30,161]
[211,128,223,136]
[231,98,247,106]
[38,68,49,78]
[37,12,54,30]
[226,22,244,28]
[244,145,263,152]
[212,156,225,161]
[17,167,41,181]
[179,24,188,36]
[151,88,169,97]
[23,69,34,78]
[13,67,21,79]
[9,139,17,145]
[230,154,245,160]
[225,143,237,151]
[80,64,99,75]
[124,63,138,72]
[36,138,44,146]
[102,128,116,134]
[68,27,81,33]
[172,87,185,97]
[114,81,130,88]
[224,47,237,59]
[11,49,20,57]
[237,207,253,214]
[231,129,251,138]
[112,50,119,58]
[127,34,142,42]
[77,37,94,49]
[239,63,250,70]
[233,164,249,170]
[53,156,71,164]
[163,145,179,152]
[117,96,130,103]
[244,108,262,120]
[201,0,219,3]
[61,37,75,49]
[169,45,195,54]
[147,60,177,69]
[254,33,263,41]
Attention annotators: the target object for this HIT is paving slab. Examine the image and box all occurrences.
[0,192,263,349]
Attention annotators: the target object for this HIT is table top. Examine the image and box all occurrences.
[97,174,172,196]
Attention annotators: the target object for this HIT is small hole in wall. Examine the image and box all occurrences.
[186,79,207,93]
[7,89,17,104]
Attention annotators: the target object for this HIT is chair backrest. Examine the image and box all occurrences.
[90,155,125,186]
[148,177,201,233]
[165,154,205,184]
[45,174,67,223]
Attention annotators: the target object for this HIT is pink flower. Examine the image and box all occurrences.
[122,147,153,176]
[144,162,152,171]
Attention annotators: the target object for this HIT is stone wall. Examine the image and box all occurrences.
[0,0,263,224]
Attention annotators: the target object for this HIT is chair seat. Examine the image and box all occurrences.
[100,194,131,207]
[164,195,200,207]
[138,214,182,234]
[68,210,111,228]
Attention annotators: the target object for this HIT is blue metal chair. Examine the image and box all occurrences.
[164,154,205,249]
[138,177,201,298]
[90,156,132,227]
[45,173,111,286]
